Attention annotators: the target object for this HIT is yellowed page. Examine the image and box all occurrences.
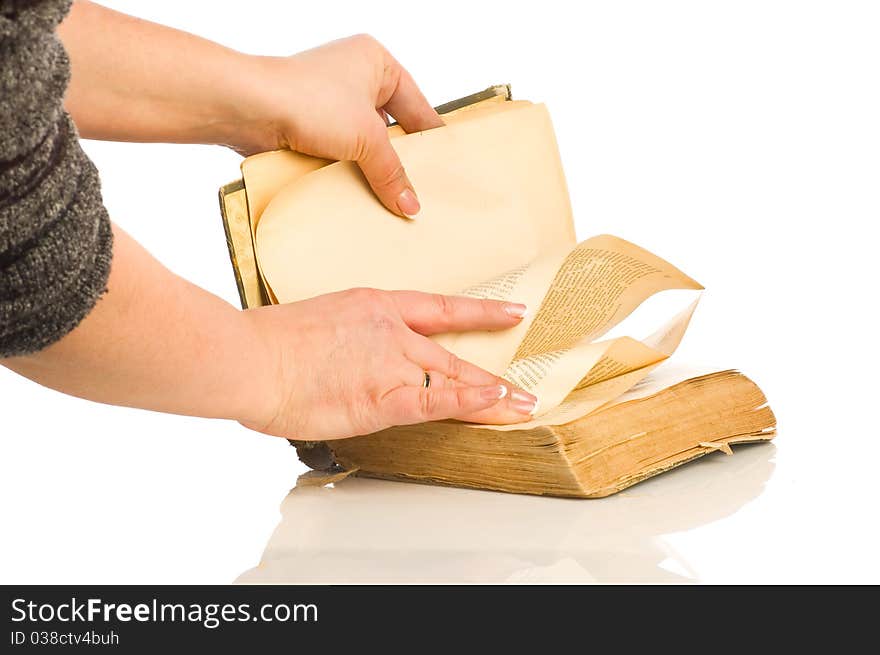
[255,102,576,303]
[509,336,668,414]
[241,99,534,233]
[514,234,702,359]
[606,361,733,407]
[431,230,702,411]
[434,233,701,389]
[430,233,700,378]
[641,299,702,355]
[238,153,330,305]
[241,151,331,232]
[524,364,666,427]
[475,299,699,430]
[431,243,571,376]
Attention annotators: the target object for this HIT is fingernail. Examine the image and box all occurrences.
[510,389,538,414]
[397,188,420,219]
[482,384,508,401]
[504,303,528,319]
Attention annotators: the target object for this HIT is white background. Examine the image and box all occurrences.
[1,0,878,583]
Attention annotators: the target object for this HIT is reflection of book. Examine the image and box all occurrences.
[218,86,775,498]
[236,442,776,583]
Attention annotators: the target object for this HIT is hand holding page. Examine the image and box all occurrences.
[254,102,576,302]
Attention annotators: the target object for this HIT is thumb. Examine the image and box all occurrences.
[357,116,421,218]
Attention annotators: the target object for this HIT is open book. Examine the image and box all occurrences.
[218,86,775,498]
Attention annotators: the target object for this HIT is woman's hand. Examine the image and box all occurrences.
[232,35,443,218]
[241,288,538,440]
[4,228,536,442]
[60,6,440,216]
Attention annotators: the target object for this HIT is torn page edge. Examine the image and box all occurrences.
[295,468,360,488]
[699,441,734,456]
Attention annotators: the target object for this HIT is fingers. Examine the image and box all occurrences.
[380,383,510,425]
[356,116,420,218]
[380,60,445,134]
[453,398,538,425]
[359,47,443,219]
[405,337,538,417]
[390,290,528,335]
[419,368,538,424]
[405,338,497,386]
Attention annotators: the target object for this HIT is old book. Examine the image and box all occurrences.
[218,86,775,498]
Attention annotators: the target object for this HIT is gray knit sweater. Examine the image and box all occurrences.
[0,0,113,357]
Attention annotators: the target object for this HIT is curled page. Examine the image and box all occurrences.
[504,335,668,416]
[431,243,571,376]
[434,235,701,377]
[473,299,700,431]
[514,234,702,359]
[434,232,702,418]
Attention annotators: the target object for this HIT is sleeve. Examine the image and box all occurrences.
[0,0,113,357]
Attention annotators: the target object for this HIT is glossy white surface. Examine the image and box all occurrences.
[238,445,777,584]
[1,0,878,583]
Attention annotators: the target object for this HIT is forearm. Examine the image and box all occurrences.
[58,1,264,148]
[58,6,444,216]
[2,224,271,425]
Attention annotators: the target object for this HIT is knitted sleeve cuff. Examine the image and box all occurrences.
[0,114,114,357]
[1,0,114,357]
